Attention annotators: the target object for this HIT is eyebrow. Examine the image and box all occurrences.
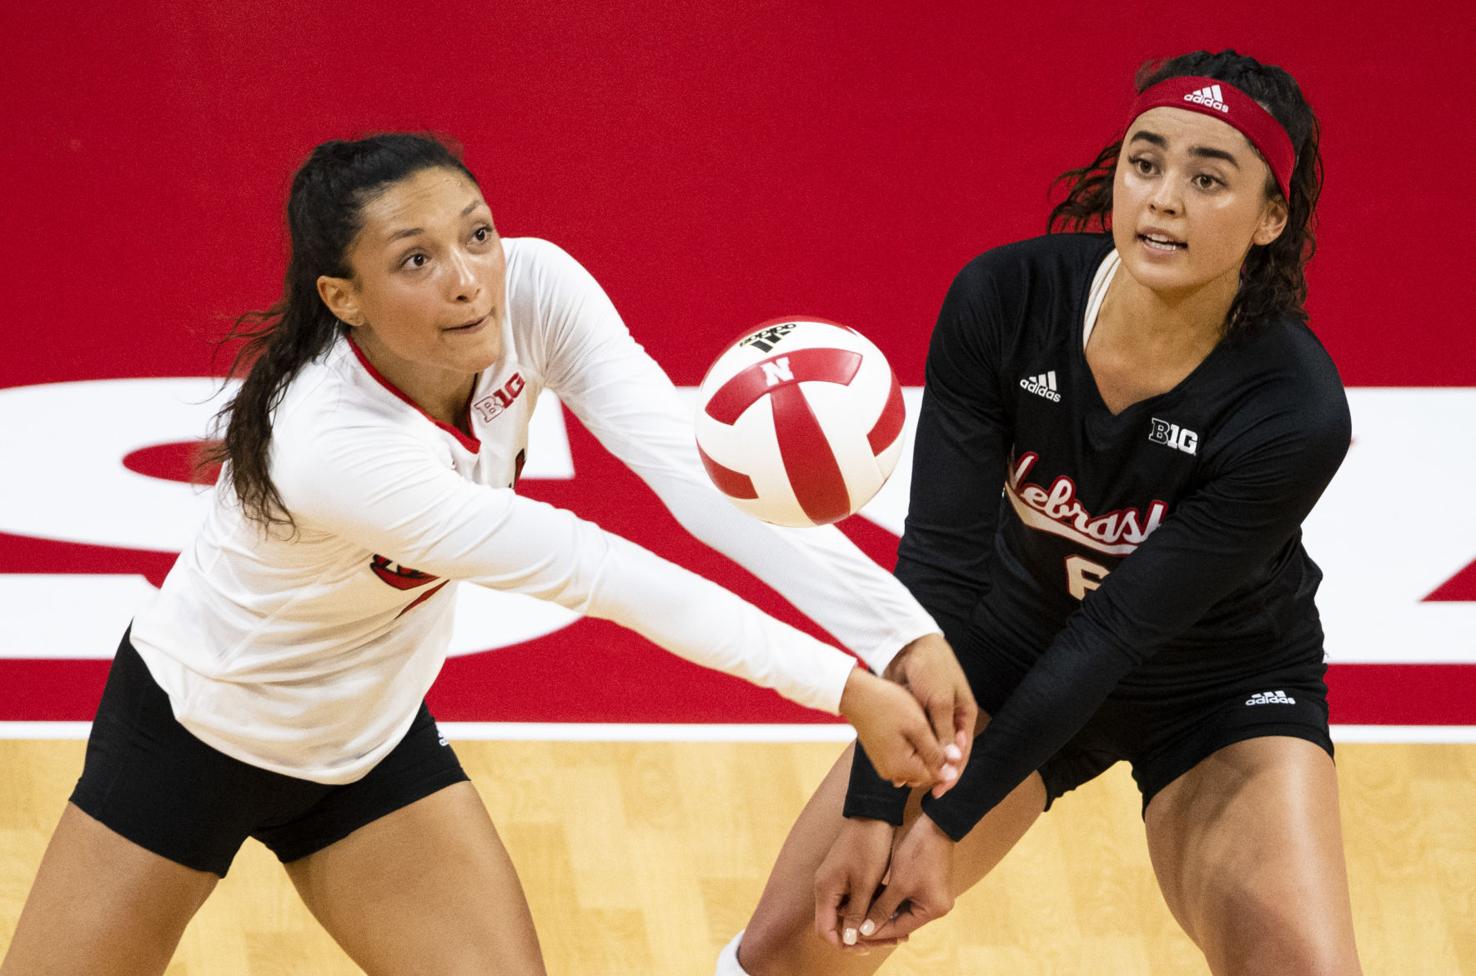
[383,199,487,245]
[1128,130,1241,167]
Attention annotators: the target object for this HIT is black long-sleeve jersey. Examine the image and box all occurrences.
[847,233,1351,841]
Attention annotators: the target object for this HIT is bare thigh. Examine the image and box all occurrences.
[0,803,219,976]
[1145,737,1362,976]
[738,741,1046,976]
[283,780,546,976]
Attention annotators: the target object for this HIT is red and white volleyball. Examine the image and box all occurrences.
[694,318,906,527]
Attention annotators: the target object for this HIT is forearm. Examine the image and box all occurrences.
[570,529,861,713]
[646,469,941,674]
[843,742,910,824]
[919,625,1136,840]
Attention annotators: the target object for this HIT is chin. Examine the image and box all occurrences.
[461,351,500,374]
[470,341,503,372]
[1119,253,1203,296]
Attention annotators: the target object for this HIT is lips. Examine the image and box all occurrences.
[445,311,491,332]
[1138,229,1186,251]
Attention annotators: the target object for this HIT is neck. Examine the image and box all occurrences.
[351,332,477,427]
[1099,261,1239,357]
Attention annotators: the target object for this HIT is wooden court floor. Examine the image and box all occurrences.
[2,739,1472,974]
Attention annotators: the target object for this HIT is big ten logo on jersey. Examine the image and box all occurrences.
[1148,417,1198,456]
[471,372,527,423]
[739,322,797,353]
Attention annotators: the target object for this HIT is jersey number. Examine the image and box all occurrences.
[1065,555,1110,600]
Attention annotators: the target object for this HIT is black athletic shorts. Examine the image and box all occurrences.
[956,630,1334,816]
[69,630,469,877]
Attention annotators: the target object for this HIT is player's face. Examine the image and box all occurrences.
[1111,107,1287,297]
[329,167,506,379]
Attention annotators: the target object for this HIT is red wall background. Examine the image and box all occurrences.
[2,0,1473,726]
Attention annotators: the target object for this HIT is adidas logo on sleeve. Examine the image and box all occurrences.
[1245,689,1297,706]
[1020,370,1061,402]
[1184,84,1229,113]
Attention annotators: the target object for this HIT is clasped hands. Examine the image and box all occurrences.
[837,632,976,796]
[822,631,974,950]
[814,813,957,951]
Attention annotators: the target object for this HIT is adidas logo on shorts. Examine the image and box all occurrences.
[1020,370,1061,402]
[1184,84,1229,113]
[1245,689,1296,706]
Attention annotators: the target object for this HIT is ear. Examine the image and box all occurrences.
[316,274,363,328]
[1253,196,1289,247]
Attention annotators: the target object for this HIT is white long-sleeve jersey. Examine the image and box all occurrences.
[130,237,938,783]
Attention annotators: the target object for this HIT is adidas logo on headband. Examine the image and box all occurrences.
[1184,85,1229,113]
[1131,76,1295,199]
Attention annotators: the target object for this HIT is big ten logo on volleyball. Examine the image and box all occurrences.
[694,318,905,527]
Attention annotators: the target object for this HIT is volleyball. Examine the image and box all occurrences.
[694,318,906,527]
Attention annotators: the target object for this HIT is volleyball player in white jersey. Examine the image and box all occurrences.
[0,134,975,975]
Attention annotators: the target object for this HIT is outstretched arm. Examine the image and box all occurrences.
[846,255,1014,825]
[529,238,944,676]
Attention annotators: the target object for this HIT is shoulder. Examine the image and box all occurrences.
[942,233,1111,332]
[503,234,570,269]
[1237,318,1348,426]
[934,233,1110,356]
[1273,318,1346,392]
[504,236,596,299]
[954,232,1113,293]
[271,342,446,478]
[502,237,614,347]
[1214,318,1351,465]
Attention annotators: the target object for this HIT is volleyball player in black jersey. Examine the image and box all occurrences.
[720,50,1362,975]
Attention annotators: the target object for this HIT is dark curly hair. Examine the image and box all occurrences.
[202,133,479,529]
[1049,50,1323,338]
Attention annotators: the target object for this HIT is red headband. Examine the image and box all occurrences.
[1126,75,1295,201]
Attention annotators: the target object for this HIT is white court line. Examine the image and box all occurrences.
[3,722,1476,744]
[437,722,859,742]
[1,722,93,740]
[1328,725,1476,744]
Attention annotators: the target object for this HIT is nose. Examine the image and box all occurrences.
[1147,176,1181,216]
[446,247,481,304]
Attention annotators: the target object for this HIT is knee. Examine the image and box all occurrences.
[733,904,819,976]
[737,868,913,975]
[1204,887,1360,976]
[1216,946,1360,976]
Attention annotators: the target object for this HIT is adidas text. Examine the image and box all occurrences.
[1184,85,1229,114]
[740,322,797,353]
[1020,370,1061,402]
[1245,690,1296,706]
